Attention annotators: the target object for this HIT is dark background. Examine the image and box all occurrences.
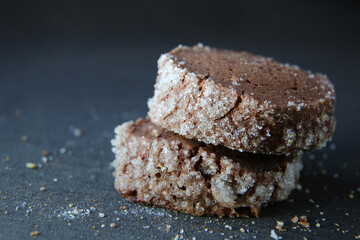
[0,0,359,239]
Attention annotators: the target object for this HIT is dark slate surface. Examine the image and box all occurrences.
[1,1,360,239]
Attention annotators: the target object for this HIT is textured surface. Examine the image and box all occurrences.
[112,118,302,217]
[148,45,336,154]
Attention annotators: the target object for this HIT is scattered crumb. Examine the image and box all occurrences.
[59,148,66,154]
[110,223,116,228]
[276,221,285,231]
[299,216,310,228]
[22,135,28,141]
[5,156,10,162]
[291,215,299,223]
[225,225,232,230]
[40,187,46,192]
[316,222,321,228]
[349,193,354,199]
[41,156,48,163]
[30,230,39,237]
[99,212,105,218]
[270,229,281,240]
[26,162,37,169]
[240,228,245,233]
[42,150,49,156]
[120,206,127,210]
[53,178,58,182]
[166,224,171,232]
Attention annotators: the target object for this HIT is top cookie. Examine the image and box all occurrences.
[148,44,336,154]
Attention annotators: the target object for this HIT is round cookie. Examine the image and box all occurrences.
[148,44,336,154]
[111,118,303,217]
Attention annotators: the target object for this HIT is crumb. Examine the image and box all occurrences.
[22,135,28,141]
[120,206,127,210]
[5,156,10,162]
[276,221,285,231]
[225,225,232,230]
[270,229,281,240]
[53,178,58,182]
[349,193,354,199]
[299,216,310,228]
[110,223,116,228]
[240,228,245,233]
[316,223,320,227]
[40,187,46,192]
[291,215,299,223]
[26,162,37,169]
[166,224,171,232]
[59,148,66,154]
[69,203,74,208]
[99,213,105,218]
[42,150,49,156]
[74,128,82,137]
[30,231,39,237]
[41,156,48,163]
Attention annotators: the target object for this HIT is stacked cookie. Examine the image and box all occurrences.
[112,44,336,217]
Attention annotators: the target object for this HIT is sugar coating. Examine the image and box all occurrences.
[148,44,336,154]
[111,119,303,217]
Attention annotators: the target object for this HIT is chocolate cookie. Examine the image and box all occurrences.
[111,118,303,217]
[148,44,336,154]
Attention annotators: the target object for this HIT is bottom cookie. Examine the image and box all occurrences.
[111,118,303,217]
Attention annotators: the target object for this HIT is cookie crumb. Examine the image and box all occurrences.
[270,229,281,240]
[98,212,105,218]
[30,231,39,237]
[299,216,310,228]
[26,162,37,169]
[291,215,299,223]
[276,221,285,231]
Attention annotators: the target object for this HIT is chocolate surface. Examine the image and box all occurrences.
[171,45,333,105]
